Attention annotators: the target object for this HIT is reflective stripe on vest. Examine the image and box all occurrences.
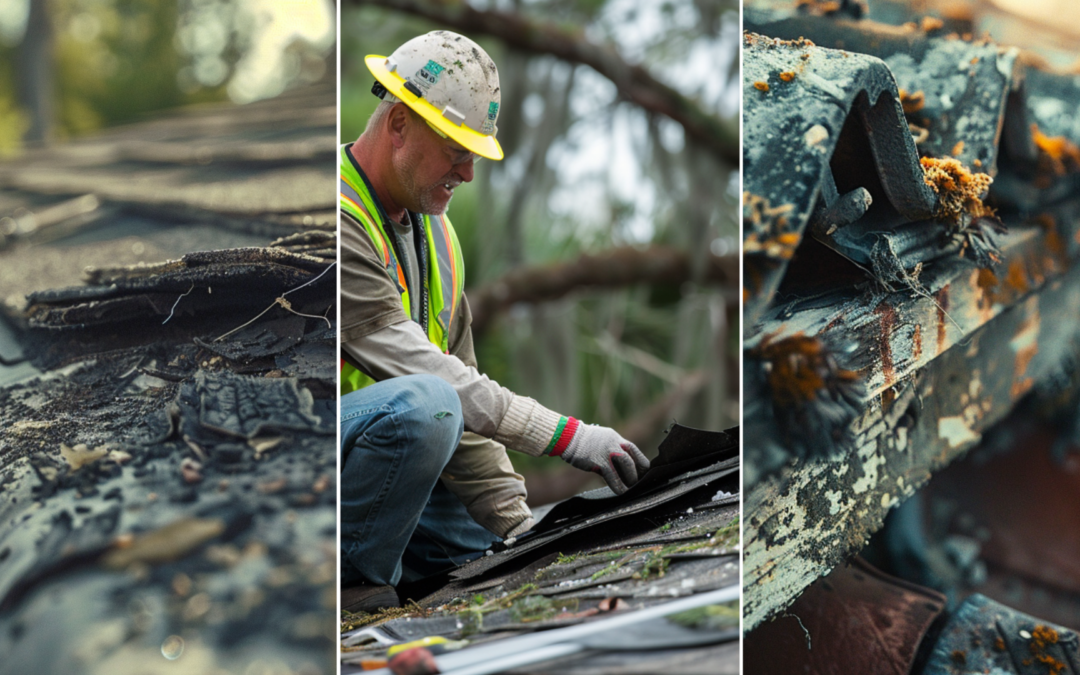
[339,144,466,396]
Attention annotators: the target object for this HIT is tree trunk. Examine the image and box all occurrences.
[17,0,53,146]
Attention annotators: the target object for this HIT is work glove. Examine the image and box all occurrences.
[559,423,650,495]
[505,516,535,540]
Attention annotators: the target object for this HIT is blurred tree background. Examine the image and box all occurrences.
[342,0,740,504]
[0,0,335,154]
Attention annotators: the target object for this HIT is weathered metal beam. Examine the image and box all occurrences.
[743,211,1080,629]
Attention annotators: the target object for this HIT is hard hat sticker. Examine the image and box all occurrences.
[481,101,499,134]
[417,60,445,88]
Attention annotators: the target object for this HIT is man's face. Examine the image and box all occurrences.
[393,110,476,215]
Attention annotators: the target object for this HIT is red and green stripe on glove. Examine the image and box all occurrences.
[545,416,650,495]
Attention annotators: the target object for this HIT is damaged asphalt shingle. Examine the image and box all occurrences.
[341,425,740,675]
[0,82,337,673]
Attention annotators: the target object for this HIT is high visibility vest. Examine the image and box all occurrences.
[339,144,466,396]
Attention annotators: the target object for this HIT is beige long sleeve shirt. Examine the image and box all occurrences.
[341,209,560,536]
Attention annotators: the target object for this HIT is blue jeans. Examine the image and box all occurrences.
[340,374,499,587]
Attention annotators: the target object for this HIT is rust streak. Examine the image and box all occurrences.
[935,287,950,356]
[875,303,897,387]
[1005,259,1029,295]
[912,323,923,362]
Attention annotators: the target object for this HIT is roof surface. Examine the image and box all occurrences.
[341,425,741,675]
[0,82,338,673]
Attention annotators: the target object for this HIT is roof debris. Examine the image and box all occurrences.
[342,425,740,675]
[0,82,337,672]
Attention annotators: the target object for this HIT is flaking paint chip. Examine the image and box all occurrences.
[805,124,829,147]
[60,443,108,471]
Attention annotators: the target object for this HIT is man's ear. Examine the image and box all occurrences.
[387,103,410,150]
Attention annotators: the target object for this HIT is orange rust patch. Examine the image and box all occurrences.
[744,33,814,49]
[796,0,842,15]
[922,16,945,32]
[1032,124,1080,185]
[745,263,765,296]
[935,287,950,356]
[975,267,1000,312]
[912,323,923,362]
[898,88,926,115]
[1047,229,1066,257]
[1005,260,1030,295]
[744,193,799,260]
[881,386,896,410]
[976,267,999,292]
[1032,213,1055,230]
[779,71,795,82]
[995,637,1006,651]
[754,81,770,92]
[1028,625,1065,675]
[1032,625,1060,650]
[875,303,898,387]
[1011,310,1039,400]
[919,156,994,223]
[942,4,975,21]
[751,332,858,407]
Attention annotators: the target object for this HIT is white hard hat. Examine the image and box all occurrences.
[367,31,503,160]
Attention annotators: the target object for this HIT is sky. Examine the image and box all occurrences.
[0,0,335,103]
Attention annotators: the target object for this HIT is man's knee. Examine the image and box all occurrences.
[395,374,465,455]
[340,374,464,470]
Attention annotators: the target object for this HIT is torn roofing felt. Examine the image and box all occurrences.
[0,82,337,673]
[452,425,738,581]
[342,426,740,674]
[529,424,738,535]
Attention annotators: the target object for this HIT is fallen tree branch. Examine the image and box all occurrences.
[466,244,736,334]
[353,0,739,165]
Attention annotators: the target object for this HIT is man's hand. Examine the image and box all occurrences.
[559,424,650,495]
[505,516,535,539]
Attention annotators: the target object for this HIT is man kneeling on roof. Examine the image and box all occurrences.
[340,31,650,613]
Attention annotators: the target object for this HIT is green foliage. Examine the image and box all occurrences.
[2,0,333,149]
[53,0,191,136]
[0,70,28,157]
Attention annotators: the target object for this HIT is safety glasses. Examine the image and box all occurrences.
[424,119,482,165]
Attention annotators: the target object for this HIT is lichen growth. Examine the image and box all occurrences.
[667,602,739,630]
[1032,124,1080,178]
[1027,624,1065,674]
[751,332,860,407]
[340,600,430,633]
[898,88,926,115]
[919,156,1004,265]
[743,193,798,260]
[920,156,994,223]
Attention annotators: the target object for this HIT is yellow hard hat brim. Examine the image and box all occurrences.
[366,55,504,161]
